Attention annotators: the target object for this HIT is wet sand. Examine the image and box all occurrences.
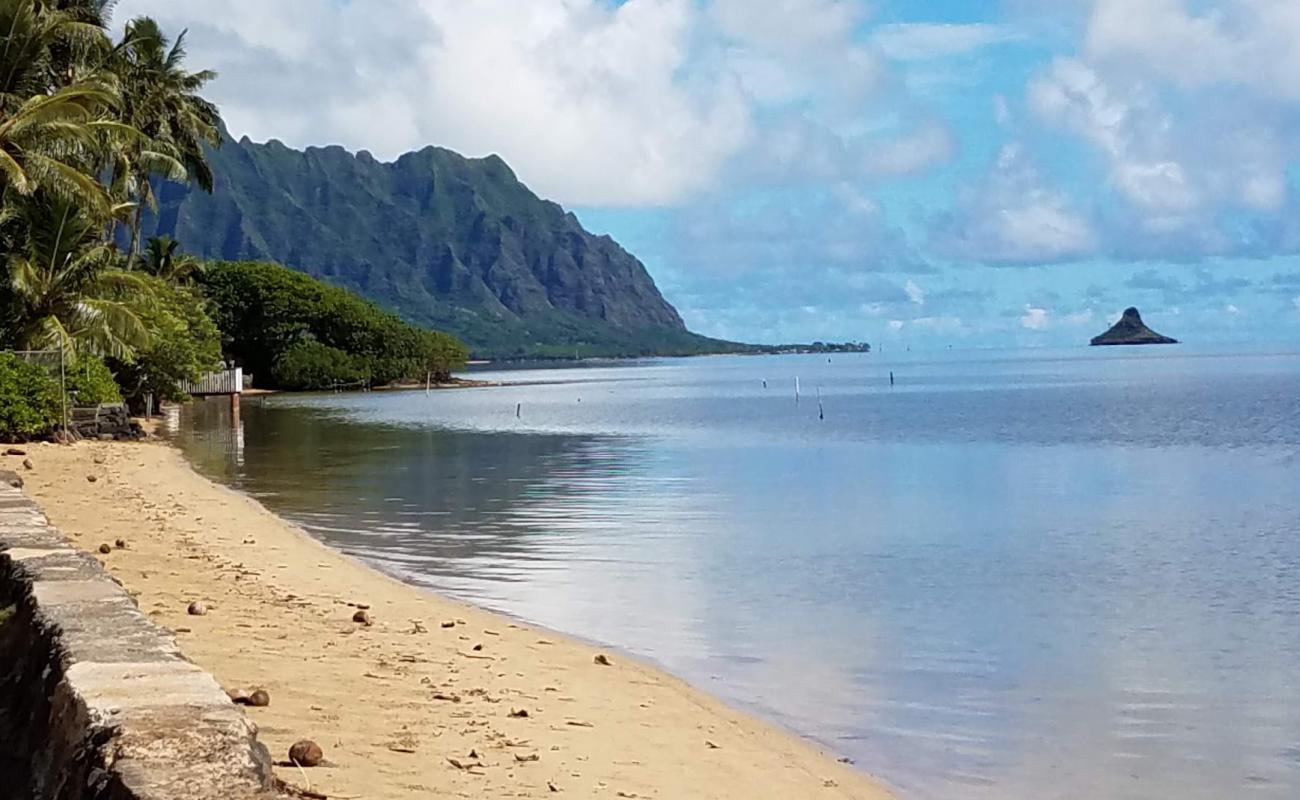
[17,438,893,800]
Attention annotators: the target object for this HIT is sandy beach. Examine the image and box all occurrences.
[16,437,892,800]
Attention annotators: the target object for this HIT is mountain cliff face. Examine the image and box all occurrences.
[140,136,725,358]
[1090,307,1179,346]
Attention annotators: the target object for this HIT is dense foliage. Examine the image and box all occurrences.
[0,353,62,439]
[64,356,122,406]
[202,261,468,390]
[271,340,364,391]
[109,277,222,407]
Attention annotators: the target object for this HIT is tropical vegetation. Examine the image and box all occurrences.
[64,355,121,406]
[0,1,468,439]
[0,352,62,439]
[201,261,468,391]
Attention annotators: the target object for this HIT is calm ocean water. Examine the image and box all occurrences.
[166,345,1300,799]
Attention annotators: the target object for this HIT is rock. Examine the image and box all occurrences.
[352,609,372,625]
[509,708,530,718]
[594,654,611,666]
[5,447,26,456]
[230,688,271,707]
[0,470,23,489]
[440,620,456,629]
[98,543,112,555]
[289,740,323,767]
[187,601,208,616]
[22,458,33,470]
[114,538,127,549]
[86,475,98,483]
[1090,307,1179,346]
[98,433,115,442]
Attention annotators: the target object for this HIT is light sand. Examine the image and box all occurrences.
[17,438,893,800]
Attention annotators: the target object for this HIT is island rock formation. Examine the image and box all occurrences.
[1090,307,1179,346]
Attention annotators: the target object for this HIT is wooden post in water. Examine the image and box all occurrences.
[795,376,801,403]
[516,403,521,419]
[889,371,895,387]
[426,372,431,397]
[817,387,824,420]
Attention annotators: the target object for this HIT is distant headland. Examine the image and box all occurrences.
[1090,307,1179,346]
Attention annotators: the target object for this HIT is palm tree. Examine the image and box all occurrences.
[139,234,201,282]
[0,83,120,216]
[6,194,150,359]
[0,0,125,219]
[0,0,110,107]
[112,16,219,264]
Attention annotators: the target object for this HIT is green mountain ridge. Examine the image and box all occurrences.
[140,134,739,358]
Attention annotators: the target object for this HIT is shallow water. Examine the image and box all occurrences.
[166,345,1300,799]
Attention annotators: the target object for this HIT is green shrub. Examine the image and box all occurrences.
[65,356,122,406]
[270,339,364,391]
[0,353,63,441]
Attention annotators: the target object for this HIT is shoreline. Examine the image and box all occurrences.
[17,438,894,800]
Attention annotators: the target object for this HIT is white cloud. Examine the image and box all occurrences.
[1293,296,1300,312]
[905,280,926,305]
[113,0,971,208]
[115,0,754,207]
[1029,58,1198,215]
[712,0,864,56]
[871,23,1019,61]
[863,124,955,178]
[1062,309,1095,326]
[736,116,952,186]
[1020,306,1051,330]
[1225,304,1240,314]
[1028,50,1293,245]
[932,144,1096,264]
[1086,0,1300,101]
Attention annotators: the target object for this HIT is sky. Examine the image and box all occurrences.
[113,0,1300,347]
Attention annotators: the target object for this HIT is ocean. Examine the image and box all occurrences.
[166,345,1300,799]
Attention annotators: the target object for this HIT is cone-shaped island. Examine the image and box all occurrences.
[1091,307,1179,346]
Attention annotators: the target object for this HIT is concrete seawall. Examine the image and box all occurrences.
[0,475,279,800]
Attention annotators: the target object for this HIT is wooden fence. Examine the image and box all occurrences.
[179,367,243,397]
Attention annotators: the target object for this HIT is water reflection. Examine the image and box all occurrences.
[167,348,1300,800]
[175,398,656,586]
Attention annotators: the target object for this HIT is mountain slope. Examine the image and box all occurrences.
[141,135,732,358]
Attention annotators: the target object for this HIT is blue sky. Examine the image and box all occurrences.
[116,0,1300,347]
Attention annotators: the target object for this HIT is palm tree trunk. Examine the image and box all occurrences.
[127,204,143,267]
[104,163,120,245]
